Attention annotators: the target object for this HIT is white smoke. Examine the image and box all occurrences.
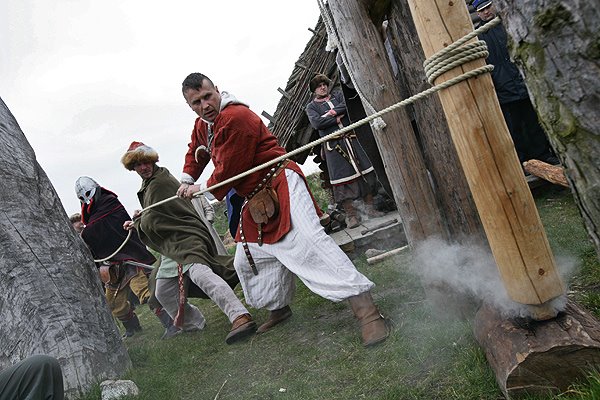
[409,237,576,319]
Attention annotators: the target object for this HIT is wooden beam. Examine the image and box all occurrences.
[261,111,275,124]
[474,300,600,398]
[523,159,569,188]
[328,0,446,243]
[405,0,564,308]
[277,88,291,100]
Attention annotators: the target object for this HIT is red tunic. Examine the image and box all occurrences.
[183,103,320,244]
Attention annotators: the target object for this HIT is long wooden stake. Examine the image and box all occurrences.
[405,1,564,307]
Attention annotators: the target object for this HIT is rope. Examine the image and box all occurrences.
[317,0,387,130]
[93,229,132,263]
[99,16,501,261]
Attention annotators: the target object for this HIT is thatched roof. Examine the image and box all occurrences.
[264,17,338,164]
[265,2,480,164]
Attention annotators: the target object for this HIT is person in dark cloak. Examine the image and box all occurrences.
[75,176,177,339]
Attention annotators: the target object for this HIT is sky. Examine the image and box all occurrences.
[0,1,322,216]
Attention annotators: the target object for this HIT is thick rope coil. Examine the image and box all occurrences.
[98,16,501,261]
[424,17,500,84]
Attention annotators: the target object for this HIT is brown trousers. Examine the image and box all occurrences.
[105,269,150,320]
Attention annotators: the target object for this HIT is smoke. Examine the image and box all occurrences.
[409,237,577,319]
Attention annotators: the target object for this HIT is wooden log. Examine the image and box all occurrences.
[474,300,600,398]
[386,1,488,245]
[523,159,569,188]
[366,245,408,264]
[496,0,600,260]
[405,0,565,308]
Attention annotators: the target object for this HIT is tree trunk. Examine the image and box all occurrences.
[474,300,600,398]
[493,0,600,259]
[0,97,131,398]
[328,0,446,243]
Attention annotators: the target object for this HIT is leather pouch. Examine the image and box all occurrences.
[247,186,279,225]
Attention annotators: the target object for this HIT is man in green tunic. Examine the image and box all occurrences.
[121,141,256,344]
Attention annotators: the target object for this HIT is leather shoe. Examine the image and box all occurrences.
[257,306,292,334]
[225,314,257,344]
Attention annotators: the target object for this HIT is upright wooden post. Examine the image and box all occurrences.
[404,1,564,313]
[328,0,446,244]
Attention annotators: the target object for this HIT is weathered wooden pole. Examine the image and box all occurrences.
[327,0,446,244]
[404,0,564,315]
[386,0,488,245]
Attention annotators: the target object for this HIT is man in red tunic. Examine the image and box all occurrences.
[177,73,389,347]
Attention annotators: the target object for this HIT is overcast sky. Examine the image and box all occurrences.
[0,1,322,216]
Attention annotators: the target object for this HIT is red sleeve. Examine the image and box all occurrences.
[182,119,211,182]
[206,121,259,200]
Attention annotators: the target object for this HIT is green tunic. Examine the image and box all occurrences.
[135,166,237,297]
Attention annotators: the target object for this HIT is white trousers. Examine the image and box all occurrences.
[234,170,374,311]
[155,263,249,331]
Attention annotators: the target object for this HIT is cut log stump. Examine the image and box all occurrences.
[474,300,600,398]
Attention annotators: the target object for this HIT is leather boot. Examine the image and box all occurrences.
[363,194,385,218]
[156,308,181,340]
[121,313,142,338]
[256,306,292,334]
[348,292,389,347]
[225,313,257,344]
[343,200,361,229]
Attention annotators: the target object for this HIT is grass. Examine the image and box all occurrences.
[81,182,600,400]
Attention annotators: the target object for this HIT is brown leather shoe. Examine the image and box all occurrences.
[348,292,389,347]
[256,306,292,334]
[225,313,257,344]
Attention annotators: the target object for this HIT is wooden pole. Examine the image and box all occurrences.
[404,1,564,309]
[385,2,488,245]
[328,0,447,244]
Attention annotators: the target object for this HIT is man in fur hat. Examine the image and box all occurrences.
[305,73,383,228]
[75,176,176,339]
[176,72,389,347]
[121,141,256,344]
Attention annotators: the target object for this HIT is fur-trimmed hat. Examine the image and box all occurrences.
[472,0,492,11]
[121,141,159,170]
[309,74,332,92]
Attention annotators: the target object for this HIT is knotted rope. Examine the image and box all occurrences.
[95,17,501,263]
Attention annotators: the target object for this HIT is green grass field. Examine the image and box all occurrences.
[82,183,600,400]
